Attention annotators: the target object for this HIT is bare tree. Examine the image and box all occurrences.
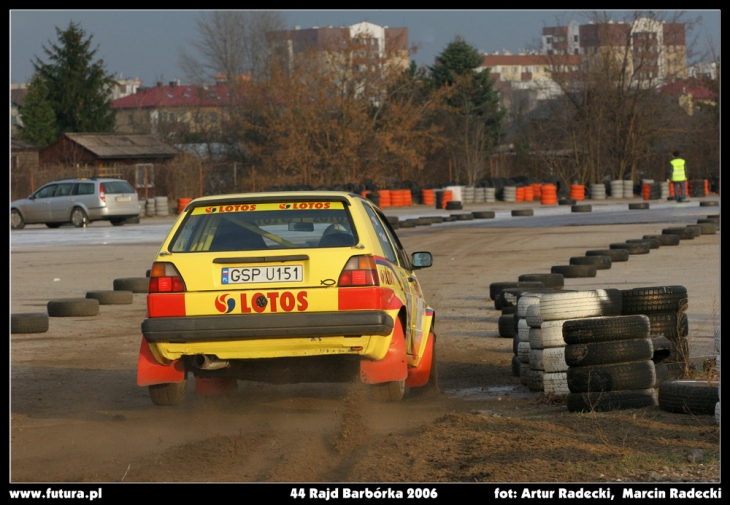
[178,11,287,85]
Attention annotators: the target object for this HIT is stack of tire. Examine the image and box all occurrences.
[485,187,496,203]
[514,292,556,388]
[462,186,475,204]
[589,183,606,200]
[502,185,517,203]
[529,288,657,412]
[564,313,659,412]
[609,180,624,198]
[155,196,169,217]
[521,294,571,395]
[621,286,689,378]
[473,186,486,203]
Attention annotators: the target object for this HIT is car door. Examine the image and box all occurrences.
[362,204,429,362]
[48,182,75,222]
[23,184,57,223]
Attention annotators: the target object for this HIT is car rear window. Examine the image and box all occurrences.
[101,181,135,194]
[169,201,357,252]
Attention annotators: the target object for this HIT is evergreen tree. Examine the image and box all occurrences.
[18,75,58,148]
[429,38,505,185]
[32,21,116,134]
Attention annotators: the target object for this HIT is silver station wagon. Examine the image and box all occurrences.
[11,177,140,229]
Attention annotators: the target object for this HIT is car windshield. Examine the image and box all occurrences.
[169,201,357,252]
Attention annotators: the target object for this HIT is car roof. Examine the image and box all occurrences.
[190,191,368,207]
[44,177,127,183]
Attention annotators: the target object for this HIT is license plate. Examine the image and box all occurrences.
[222,265,303,284]
[116,196,132,202]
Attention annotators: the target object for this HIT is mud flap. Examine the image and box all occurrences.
[406,332,434,388]
[137,337,185,386]
[359,323,408,384]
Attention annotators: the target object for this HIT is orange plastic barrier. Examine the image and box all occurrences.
[523,186,534,202]
[378,189,391,207]
[177,197,193,214]
[642,184,651,201]
[516,187,525,202]
[540,184,557,205]
[422,189,435,206]
[569,184,585,201]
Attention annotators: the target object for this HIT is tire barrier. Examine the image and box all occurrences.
[609,242,650,254]
[571,204,592,213]
[503,186,516,203]
[621,285,689,374]
[623,180,635,198]
[569,255,611,270]
[113,277,149,293]
[47,298,100,317]
[518,273,564,290]
[489,281,544,302]
[550,264,597,278]
[155,196,169,217]
[589,183,606,200]
[609,180,624,198]
[629,202,650,210]
[512,209,534,217]
[659,380,719,415]
[643,234,680,246]
[11,312,50,334]
[585,249,629,262]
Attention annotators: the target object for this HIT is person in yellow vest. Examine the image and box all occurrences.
[668,151,688,203]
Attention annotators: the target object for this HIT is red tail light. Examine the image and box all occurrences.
[148,262,186,292]
[99,183,106,203]
[338,256,380,286]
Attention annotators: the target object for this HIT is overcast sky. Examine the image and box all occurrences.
[10,10,721,86]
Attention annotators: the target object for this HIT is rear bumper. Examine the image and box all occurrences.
[142,310,394,343]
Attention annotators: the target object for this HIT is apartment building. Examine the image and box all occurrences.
[267,21,410,72]
[542,18,687,83]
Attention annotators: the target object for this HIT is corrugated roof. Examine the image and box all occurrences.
[11,138,39,151]
[481,54,581,66]
[63,133,179,158]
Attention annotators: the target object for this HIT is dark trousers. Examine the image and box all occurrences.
[673,181,687,202]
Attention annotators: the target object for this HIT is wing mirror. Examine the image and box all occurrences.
[411,251,432,269]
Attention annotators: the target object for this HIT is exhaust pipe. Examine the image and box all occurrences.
[191,354,229,370]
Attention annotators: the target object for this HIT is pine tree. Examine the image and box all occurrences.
[429,38,505,185]
[17,75,58,148]
[32,21,116,134]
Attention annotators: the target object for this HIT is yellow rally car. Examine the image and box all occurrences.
[137,191,436,406]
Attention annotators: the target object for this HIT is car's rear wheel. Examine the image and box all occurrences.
[11,209,25,230]
[45,223,62,229]
[149,378,188,406]
[71,207,88,228]
[372,379,405,401]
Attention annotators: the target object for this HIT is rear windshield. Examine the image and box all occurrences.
[101,181,135,194]
[169,201,357,252]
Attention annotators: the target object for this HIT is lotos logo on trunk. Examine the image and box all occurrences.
[239,291,308,313]
[215,294,236,313]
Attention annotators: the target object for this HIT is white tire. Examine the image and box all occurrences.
[540,289,622,321]
[518,342,531,363]
[517,293,545,318]
[538,320,568,348]
[529,349,544,371]
[526,303,543,328]
[543,372,570,395]
[542,347,569,373]
[517,318,530,342]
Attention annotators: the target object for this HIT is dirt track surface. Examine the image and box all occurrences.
[10,199,720,485]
